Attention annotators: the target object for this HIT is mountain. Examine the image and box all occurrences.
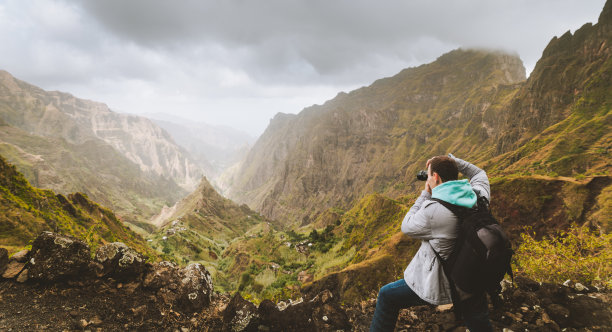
[0,71,207,225]
[0,70,204,192]
[224,3,611,228]
[144,114,254,181]
[223,49,527,225]
[0,155,154,256]
[215,0,611,303]
[147,176,264,284]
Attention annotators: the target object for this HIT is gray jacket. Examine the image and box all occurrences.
[401,155,490,305]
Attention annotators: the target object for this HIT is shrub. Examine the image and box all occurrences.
[515,225,611,288]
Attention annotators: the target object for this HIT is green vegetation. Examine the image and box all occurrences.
[515,225,611,288]
[0,154,156,258]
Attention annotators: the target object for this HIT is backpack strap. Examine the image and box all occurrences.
[429,242,462,322]
[430,198,472,219]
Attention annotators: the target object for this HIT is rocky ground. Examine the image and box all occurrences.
[1,232,610,331]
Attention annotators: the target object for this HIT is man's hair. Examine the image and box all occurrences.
[429,155,458,183]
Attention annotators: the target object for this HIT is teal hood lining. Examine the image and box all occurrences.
[431,179,476,208]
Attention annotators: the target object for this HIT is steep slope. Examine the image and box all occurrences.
[224,49,526,225]
[0,155,154,256]
[147,176,264,281]
[489,2,611,178]
[0,122,184,226]
[0,71,207,224]
[0,70,203,191]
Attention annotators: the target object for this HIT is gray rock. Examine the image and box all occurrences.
[94,242,146,281]
[11,249,29,263]
[2,261,25,279]
[574,283,588,292]
[0,248,8,275]
[177,263,213,311]
[28,232,91,281]
[143,261,213,313]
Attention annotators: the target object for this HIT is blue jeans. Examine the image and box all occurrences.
[369,279,493,332]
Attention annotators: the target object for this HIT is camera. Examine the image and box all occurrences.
[416,170,428,181]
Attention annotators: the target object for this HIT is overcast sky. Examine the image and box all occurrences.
[0,0,606,136]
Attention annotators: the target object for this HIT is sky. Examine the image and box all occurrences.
[0,0,606,137]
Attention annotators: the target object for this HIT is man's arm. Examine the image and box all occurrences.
[401,190,433,239]
[449,154,490,201]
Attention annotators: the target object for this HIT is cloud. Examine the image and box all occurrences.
[0,0,606,135]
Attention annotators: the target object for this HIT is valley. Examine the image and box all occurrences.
[0,1,611,330]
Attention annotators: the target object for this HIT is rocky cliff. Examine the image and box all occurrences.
[0,71,207,223]
[0,70,204,192]
[224,1,611,227]
[223,49,527,225]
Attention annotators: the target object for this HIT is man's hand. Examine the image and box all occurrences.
[425,158,433,194]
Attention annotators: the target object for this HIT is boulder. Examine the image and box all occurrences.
[222,293,260,331]
[143,261,214,313]
[177,263,213,311]
[28,231,91,282]
[2,261,25,279]
[0,248,8,275]
[94,242,146,281]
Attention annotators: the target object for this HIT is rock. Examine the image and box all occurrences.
[28,232,91,282]
[176,263,213,312]
[78,319,88,328]
[2,261,25,279]
[574,282,588,292]
[143,261,179,289]
[143,261,213,313]
[89,315,102,326]
[222,293,260,331]
[94,242,146,281]
[16,268,28,283]
[11,249,29,263]
[0,248,8,275]
[131,304,147,317]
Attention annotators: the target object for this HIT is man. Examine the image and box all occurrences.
[370,154,493,332]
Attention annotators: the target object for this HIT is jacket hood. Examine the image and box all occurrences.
[431,179,476,208]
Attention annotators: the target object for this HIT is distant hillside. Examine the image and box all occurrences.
[224,2,611,227]
[0,155,155,257]
[0,71,206,224]
[223,49,527,225]
[146,115,253,181]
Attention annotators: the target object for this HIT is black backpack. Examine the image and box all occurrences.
[431,193,513,315]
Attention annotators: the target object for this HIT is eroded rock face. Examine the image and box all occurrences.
[143,261,214,313]
[222,293,260,332]
[178,263,214,311]
[28,232,91,281]
[94,242,145,281]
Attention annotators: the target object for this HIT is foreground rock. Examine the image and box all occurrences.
[28,232,91,281]
[95,242,146,281]
[222,289,351,331]
[143,261,214,312]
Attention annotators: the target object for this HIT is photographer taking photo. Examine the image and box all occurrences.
[370,154,493,332]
